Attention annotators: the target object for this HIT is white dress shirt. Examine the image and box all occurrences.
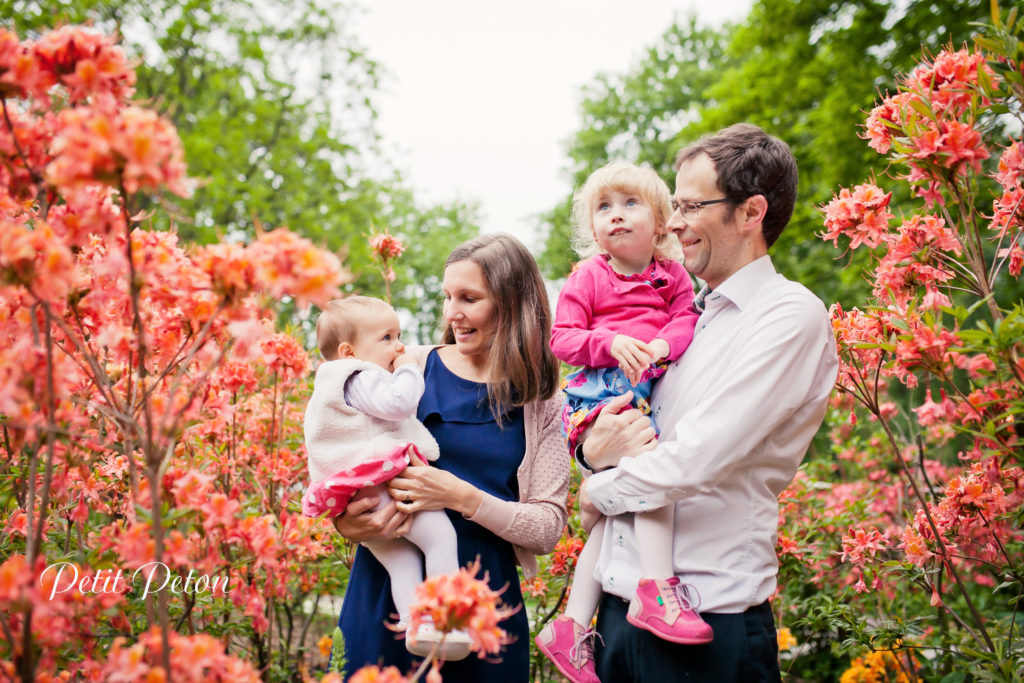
[587,256,838,612]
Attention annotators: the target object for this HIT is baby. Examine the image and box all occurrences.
[302,296,470,660]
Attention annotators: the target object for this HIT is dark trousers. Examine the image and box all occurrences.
[594,592,781,683]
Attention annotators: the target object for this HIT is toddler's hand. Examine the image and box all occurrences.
[610,334,653,386]
[648,339,670,364]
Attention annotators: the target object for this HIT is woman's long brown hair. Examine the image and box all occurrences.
[441,233,560,421]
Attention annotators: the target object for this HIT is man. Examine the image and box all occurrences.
[578,123,839,682]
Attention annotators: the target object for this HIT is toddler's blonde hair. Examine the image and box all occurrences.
[570,160,681,263]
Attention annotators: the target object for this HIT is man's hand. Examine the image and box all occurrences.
[332,487,411,543]
[582,391,658,470]
[610,334,654,385]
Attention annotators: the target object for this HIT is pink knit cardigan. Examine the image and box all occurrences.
[411,345,570,578]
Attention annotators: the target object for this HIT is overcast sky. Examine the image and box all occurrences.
[355,0,753,252]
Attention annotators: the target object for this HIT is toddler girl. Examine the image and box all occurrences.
[536,162,711,683]
[302,296,470,660]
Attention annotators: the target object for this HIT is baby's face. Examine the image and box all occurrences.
[351,308,405,372]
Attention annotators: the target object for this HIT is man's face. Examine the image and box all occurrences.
[667,153,742,289]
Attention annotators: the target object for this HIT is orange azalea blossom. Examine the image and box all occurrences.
[840,649,918,683]
[248,227,346,308]
[820,183,894,250]
[990,186,1023,241]
[409,560,518,658]
[858,213,961,309]
[46,104,188,197]
[260,332,310,382]
[316,634,333,658]
[29,25,136,104]
[369,231,406,260]
[101,628,261,682]
[548,535,584,576]
[0,26,135,104]
[995,140,1024,190]
[195,241,256,301]
[841,525,888,567]
[1000,244,1024,277]
[906,47,994,117]
[776,627,797,652]
[913,389,957,428]
[520,575,548,599]
[348,665,411,683]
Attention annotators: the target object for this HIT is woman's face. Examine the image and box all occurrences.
[442,259,496,360]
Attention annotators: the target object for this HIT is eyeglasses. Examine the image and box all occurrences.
[670,198,730,218]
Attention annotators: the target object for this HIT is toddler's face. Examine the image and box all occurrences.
[591,188,658,273]
[350,308,405,372]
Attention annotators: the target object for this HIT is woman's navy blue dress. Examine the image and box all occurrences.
[338,349,531,681]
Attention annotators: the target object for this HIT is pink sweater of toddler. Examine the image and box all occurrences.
[550,255,699,368]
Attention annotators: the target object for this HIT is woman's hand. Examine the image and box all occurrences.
[332,487,412,543]
[389,453,483,518]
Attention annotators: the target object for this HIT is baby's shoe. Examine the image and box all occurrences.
[406,621,472,661]
[535,615,601,683]
[626,577,713,644]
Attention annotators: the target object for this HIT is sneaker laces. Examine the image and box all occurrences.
[667,581,702,614]
[569,626,604,668]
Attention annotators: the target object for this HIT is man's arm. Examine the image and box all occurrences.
[587,295,837,516]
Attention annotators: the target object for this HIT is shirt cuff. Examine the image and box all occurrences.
[587,467,670,516]
[587,469,622,516]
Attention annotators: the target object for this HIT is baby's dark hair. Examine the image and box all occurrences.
[315,296,393,360]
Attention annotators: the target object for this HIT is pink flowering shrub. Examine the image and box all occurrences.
[776,16,1024,680]
[0,25,354,682]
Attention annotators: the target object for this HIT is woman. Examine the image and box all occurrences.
[334,233,569,681]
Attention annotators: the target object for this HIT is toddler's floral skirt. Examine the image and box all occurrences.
[560,363,666,452]
[302,444,417,517]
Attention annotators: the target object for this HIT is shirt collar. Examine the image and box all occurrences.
[705,255,776,311]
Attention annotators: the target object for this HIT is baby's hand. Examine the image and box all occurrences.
[392,353,415,369]
[610,334,653,386]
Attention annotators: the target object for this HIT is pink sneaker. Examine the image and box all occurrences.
[626,577,713,644]
[535,615,602,683]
